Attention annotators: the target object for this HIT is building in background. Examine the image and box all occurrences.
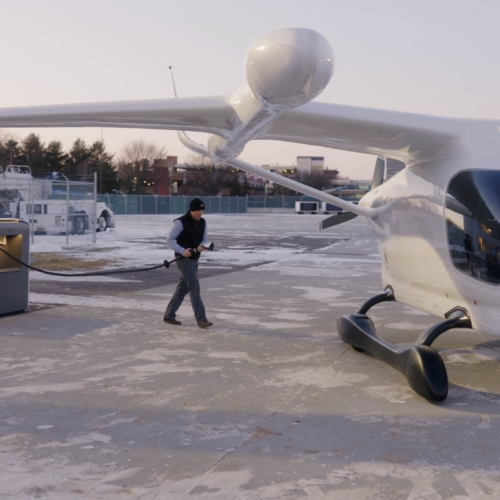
[297,156,325,173]
[145,154,345,197]
[244,172,267,194]
[258,156,339,195]
[260,165,297,179]
[150,156,177,195]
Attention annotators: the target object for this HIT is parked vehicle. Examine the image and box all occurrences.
[321,202,345,214]
[0,201,12,218]
[295,201,318,214]
[17,199,112,235]
[0,165,115,234]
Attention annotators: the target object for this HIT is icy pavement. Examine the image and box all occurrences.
[2,214,500,499]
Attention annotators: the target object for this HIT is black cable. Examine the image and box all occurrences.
[0,246,179,277]
[0,243,213,277]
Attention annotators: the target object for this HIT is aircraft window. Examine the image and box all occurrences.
[446,170,500,284]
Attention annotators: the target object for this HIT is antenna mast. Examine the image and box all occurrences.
[168,66,178,98]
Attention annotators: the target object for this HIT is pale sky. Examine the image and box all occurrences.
[1,0,499,179]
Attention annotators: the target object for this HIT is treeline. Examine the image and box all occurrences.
[0,132,251,196]
[0,132,118,193]
[0,131,342,196]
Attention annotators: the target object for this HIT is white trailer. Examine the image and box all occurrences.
[295,201,319,214]
[320,201,345,214]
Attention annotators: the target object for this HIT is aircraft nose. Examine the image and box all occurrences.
[245,28,334,108]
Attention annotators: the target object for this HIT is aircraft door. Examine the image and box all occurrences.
[446,169,500,284]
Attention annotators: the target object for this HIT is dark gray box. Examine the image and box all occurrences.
[0,219,29,315]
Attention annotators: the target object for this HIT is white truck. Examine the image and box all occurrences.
[0,165,115,235]
[18,199,113,235]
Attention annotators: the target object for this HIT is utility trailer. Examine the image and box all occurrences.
[295,201,319,214]
[321,202,345,215]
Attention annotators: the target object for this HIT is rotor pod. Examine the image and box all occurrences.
[404,345,448,401]
[245,28,334,108]
[337,314,449,402]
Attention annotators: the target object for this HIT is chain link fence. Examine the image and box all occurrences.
[96,195,318,214]
[97,195,248,215]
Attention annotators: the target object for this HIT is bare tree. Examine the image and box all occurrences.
[296,171,335,191]
[118,139,167,166]
[116,139,168,194]
[0,129,10,144]
[182,154,242,196]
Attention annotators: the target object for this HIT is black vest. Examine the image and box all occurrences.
[174,211,206,260]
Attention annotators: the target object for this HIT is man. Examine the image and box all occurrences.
[164,197,213,328]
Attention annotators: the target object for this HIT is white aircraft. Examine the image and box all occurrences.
[0,28,498,402]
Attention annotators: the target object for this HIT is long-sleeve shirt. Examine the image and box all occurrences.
[167,219,209,255]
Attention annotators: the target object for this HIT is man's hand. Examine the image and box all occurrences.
[197,245,206,253]
[183,249,192,258]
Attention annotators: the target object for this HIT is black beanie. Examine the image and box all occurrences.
[189,198,205,211]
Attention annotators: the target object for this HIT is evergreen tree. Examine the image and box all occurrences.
[44,140,69,172]
[63,138,90,178]
[4,139,23,166]
[20,133,46,175]
[88,140,119,193]
[0,139,7,168]
[0,131,8,167]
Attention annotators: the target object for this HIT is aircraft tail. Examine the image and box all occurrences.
[318,156,388,230]
[372,157,385,189]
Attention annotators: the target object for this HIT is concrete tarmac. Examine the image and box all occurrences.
[1,215,500,499]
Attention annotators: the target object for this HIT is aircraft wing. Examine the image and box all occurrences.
[259,101,460,163]
[0,96,460,163]
[0,96,236,137]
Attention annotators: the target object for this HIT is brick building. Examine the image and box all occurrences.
[150,156,177,195]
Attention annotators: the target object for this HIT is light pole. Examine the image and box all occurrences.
[99,131,104,194]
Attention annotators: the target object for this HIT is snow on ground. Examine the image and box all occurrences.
[28,214,380,279]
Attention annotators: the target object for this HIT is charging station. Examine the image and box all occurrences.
[0,219,29,315]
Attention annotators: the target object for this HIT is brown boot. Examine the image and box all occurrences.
[163,318,182,325]
[198,321,213,329]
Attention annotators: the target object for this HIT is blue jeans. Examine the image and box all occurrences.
[164,258,207,323]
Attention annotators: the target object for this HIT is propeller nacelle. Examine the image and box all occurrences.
[245,28,334,108]
[207,28,334,162]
